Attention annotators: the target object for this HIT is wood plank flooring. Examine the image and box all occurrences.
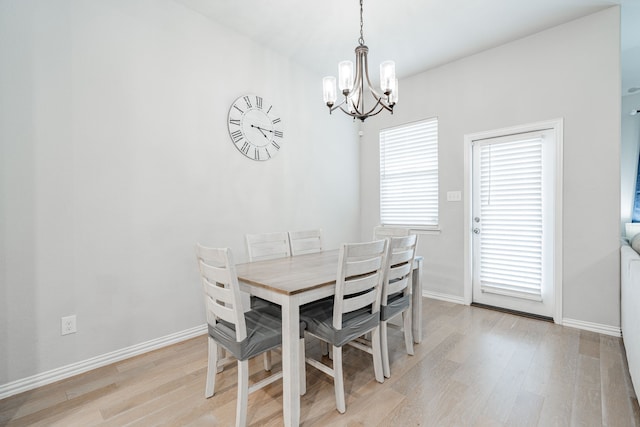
[2,298,639,426]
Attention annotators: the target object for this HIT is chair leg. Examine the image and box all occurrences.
[300,338,306,395]
[263,351,272,371]
[236,360,249,427]
[403,308,414,356]
[333,345,346,414]
[206,337,218,398]
[216,345,225,373]
[380,321,391,378]
[371,326,384,384]
[320,340,329,357]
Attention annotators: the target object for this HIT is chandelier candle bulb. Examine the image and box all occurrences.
[338,60,354,94]
[323,76,337,106]
[380,60,396,94]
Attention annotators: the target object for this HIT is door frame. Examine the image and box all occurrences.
[463,119,564,324]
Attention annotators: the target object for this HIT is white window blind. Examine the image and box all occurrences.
[479,138,543,301]
[379,118,438,227]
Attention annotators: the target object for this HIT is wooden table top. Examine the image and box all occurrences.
[235,249,340,296]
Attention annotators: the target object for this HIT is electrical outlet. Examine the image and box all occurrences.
[61,315,77,335]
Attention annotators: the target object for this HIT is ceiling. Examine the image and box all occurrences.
[175,0,640,96]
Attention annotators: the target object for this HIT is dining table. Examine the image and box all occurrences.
[235,248,423,427]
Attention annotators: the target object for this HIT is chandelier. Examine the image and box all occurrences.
[322,0,397,122]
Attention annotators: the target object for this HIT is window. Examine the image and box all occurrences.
[379,118,438,227]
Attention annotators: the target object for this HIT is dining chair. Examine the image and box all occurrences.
[288,229,323,256]
[369,226,412,337]
[300,239,388,414]
[245,231,292,370]
[195,244,306,427]
[379,234,418,378]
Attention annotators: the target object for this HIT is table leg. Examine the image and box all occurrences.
[281,296,301,427]
[412,258,423,344]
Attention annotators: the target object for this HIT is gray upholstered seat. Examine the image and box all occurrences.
[208,310,284,361]
[380,291,410,321]
[301,301,378,348]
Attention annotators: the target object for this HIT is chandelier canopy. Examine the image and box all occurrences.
[322,0,397,122]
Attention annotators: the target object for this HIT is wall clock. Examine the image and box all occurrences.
[227,94,283,161]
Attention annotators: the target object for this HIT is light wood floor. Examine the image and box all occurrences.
[2,298,640,426]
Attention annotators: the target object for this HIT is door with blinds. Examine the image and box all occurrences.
[471,129,555,317]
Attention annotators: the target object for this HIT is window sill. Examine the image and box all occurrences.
[379,225,441,235]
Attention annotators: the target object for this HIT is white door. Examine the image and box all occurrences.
[471,128,556,318]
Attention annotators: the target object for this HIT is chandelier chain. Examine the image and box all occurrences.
[358,0,365,46]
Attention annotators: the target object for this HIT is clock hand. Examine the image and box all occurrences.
[251,124,274,133]
[251,124,269,139]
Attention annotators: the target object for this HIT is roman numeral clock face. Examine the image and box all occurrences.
[227,94,283,161]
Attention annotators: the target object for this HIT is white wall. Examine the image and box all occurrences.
[360,8,621,328]
[621,92,640,228]
[0,0,359,384]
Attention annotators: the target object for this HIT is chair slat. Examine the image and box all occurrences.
[388,263,412,281]
[345,240,387,258]
[344,273,380,296]
[344,256,383,277]
[206,296,237,324]
[386,276,410,296]
[202,279,236,305]
[390,249,413,265]
[342,291,377,314]
[199,262,233,286]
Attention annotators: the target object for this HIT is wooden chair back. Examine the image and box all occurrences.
[382,235,418,305]
[288,229,323,256]
[245,232,291,261]
[195,245,247,341]
[333,239,388,330]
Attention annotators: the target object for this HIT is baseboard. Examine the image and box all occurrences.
[420,293,621,338]
[423,290,466,305]
[0,324,207,400]
[562,318,621,337]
